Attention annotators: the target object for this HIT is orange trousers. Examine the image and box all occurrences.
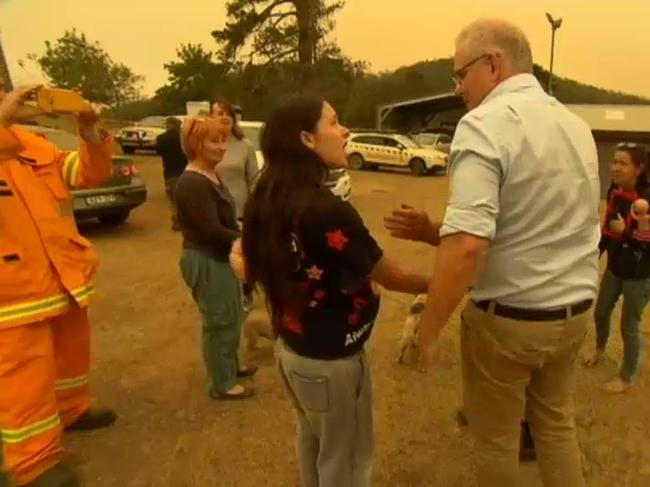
[0,304,90,485]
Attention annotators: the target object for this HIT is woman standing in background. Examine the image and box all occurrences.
[211,97,259,308]
[584,142,650,393]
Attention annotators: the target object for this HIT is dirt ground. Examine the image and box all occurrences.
[67,154,650,486]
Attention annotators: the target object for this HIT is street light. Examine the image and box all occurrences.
[545,13,563,95]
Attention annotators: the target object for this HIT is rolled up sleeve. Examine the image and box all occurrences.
[440,116,504,240]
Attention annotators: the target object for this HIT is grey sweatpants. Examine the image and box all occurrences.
[276,339,373,487]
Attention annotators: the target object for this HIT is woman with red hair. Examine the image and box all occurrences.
[175,116,256,400]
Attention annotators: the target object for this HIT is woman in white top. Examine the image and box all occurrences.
[210,97,259,222]
[211,97,259,306]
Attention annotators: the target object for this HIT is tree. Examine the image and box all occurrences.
[212,0,345,68]
[154,43,233,114]
[30,29,143,106]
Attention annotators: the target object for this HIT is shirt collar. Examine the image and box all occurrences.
[480,73,543,106]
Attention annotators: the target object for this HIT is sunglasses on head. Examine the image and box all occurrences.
[617,142,639,149]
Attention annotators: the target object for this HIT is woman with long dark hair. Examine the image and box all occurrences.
[584,142,650,393]
[236,95,429,486]
[175,116,256,401]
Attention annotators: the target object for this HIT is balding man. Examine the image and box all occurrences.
[386,19,599,487]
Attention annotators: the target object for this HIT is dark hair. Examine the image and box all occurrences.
[210,96,244,139]
[615,142,649,193]
[166,116,181,129]
[241,94,327,331]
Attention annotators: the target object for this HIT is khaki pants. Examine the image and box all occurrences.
[461,301,588,487]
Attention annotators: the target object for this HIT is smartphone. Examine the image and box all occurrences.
[35,87,90,113]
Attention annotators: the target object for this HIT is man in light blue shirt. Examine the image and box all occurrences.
[385,18,598,487]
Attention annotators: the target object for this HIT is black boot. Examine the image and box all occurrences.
[24,463,78,487]
[65,408,117,432]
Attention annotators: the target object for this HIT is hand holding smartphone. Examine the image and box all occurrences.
[35,86,91,114]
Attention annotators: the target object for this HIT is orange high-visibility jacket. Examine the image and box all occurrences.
[0,125,113,328]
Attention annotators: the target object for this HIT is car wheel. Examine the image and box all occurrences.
[348,153,365,170]
[409,158,426,177]
[99,211,130,226]
[121,146,135,154]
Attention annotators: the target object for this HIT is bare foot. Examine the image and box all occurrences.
[604,378,631,394]
[583,349,604,367]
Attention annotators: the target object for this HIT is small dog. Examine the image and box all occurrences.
[243,306,274,351]
[397,293,427,365]
[241,291,274,352]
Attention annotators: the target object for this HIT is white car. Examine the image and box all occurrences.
[116,115,187,154]
[240,121,351,201]
[346,132,448,176]
[411,132,452,154]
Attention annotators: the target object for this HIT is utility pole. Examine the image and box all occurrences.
[0,31,14,90]
[545,13,563,96]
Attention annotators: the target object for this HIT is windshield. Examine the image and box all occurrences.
[413,134,437,146]
[395,135,420,149]
[241,126,262,151]
[138,116,167,128]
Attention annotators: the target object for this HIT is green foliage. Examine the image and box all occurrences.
[212,0,345,67]
[30,29,143,106]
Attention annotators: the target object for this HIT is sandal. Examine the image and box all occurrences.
[210,385,255,400]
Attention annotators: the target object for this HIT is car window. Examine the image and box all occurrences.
[384,138,400,148]
[395,135,420,149]
[414,134,436,145]
[439,135,452,144]
[138,116,167,128]
[43,130,78,151]
[18,125,78,151]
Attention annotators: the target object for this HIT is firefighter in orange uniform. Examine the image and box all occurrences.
[0,84,117,487]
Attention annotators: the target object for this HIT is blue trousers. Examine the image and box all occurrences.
[594,270,650,381]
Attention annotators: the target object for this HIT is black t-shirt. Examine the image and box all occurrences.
[175,171,240,262]
[278,188,384,360]
[600,186,650,280]
[156,128,188,179]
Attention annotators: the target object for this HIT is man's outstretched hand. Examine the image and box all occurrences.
[384,204,440,246]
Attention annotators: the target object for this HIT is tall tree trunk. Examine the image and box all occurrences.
[295,0,315,66]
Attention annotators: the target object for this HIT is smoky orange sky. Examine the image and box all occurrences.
[1,0,648,99]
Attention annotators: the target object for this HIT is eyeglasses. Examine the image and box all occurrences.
[451,53,491,87]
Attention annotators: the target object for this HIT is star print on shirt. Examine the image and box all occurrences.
[348,309,363,326]
[282,313,303,335]
[307,265,324,280]
[326,229,349,252]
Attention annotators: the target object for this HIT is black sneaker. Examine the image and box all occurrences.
[24,463,78,487]
[65,408,117,432]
